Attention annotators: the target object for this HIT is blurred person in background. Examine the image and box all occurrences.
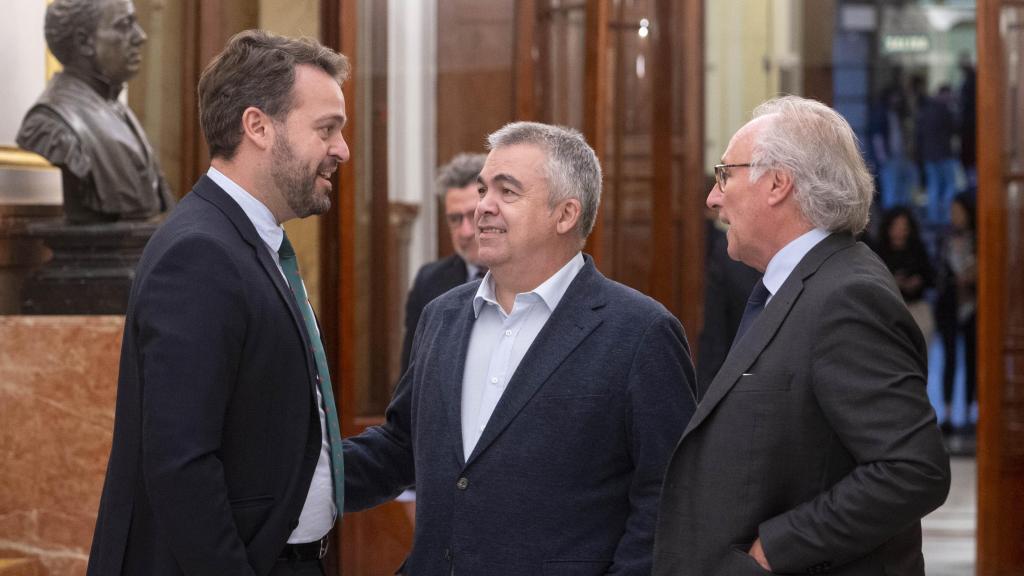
[936,193,977,436]
[400,153,488,374]
[873,206,935,351]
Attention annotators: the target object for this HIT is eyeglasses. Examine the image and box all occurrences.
[445,209,476,228]
[714,163,753,191]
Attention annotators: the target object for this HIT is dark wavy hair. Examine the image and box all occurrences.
[198,30,350,160]
[877,206,925,253]
[950,193,976,233]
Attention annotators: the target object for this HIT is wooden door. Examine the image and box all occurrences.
[319,2,419,574]
[521,0,705,331]
[977,1,1024,573]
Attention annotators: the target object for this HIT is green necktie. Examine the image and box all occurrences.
[278,233,344,516]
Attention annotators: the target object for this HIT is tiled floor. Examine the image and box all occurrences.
[922,456,975,575]
[920,330,976,575]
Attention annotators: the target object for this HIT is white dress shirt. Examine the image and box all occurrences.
[460,252,585,459]
[761,227,830,304]
[207,167,336,543]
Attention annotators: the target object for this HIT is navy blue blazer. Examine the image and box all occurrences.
[345,258,697,575]
[87,176,323,576]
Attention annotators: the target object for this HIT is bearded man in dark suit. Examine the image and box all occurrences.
[87,30,350,576]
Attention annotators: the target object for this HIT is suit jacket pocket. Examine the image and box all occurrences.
[542,559,613,575]
[731,370,792,393]
[230,494,274,544]
[533,392,609,401]
[713,546,774,576]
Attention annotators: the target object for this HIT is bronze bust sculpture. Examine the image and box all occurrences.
[16,0,174,224]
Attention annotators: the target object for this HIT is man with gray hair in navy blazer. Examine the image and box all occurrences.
[345,122,697,575]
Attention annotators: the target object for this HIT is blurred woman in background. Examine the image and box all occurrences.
[875,206,936,350]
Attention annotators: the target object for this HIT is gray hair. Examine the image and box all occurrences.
[486,121,602,238]
[748,96,874,235]
[436,153,486,199]
[45,0,103,66]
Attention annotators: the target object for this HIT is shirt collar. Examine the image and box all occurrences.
[207,166,284,252]
[472,252,585,317]
[762,228,830,297]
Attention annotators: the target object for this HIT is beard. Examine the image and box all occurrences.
[271,131,332,219]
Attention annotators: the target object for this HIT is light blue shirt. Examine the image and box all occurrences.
[762,227,830,304]
[461,252,585,459]
[206,167,336,542]
[206,167,285,275]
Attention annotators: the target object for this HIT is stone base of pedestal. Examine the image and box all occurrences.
[0,206,61,314]
[19,220,157,315]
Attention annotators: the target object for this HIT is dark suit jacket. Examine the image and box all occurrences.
[345,258,697,575]
[87,176,323,576]
[400,254,468,373]
[654,234,950,576]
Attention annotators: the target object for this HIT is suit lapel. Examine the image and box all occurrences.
[437,300,478,467]
[464,261,605,466]
[192,177,313,363]
[682,275,804,436]
[682,233,855,438]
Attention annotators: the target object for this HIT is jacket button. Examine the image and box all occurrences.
[456,477,469,490]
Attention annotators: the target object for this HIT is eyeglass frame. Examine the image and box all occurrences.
[444,208,477,228]
[713,163,754,191]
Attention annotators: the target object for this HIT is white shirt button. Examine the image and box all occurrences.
[490,377,499,384]
[505,329,513,336]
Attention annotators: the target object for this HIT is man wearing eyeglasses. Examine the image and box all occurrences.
[653,96,950,576]
[400,153,489,374]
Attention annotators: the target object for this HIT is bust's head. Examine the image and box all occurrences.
[45,0,147,86]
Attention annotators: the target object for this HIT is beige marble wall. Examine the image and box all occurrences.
[0,316,123,576]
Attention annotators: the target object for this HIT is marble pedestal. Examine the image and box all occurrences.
[0,207,58,315]
[0,316,123,575]
[19,221,156,315]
